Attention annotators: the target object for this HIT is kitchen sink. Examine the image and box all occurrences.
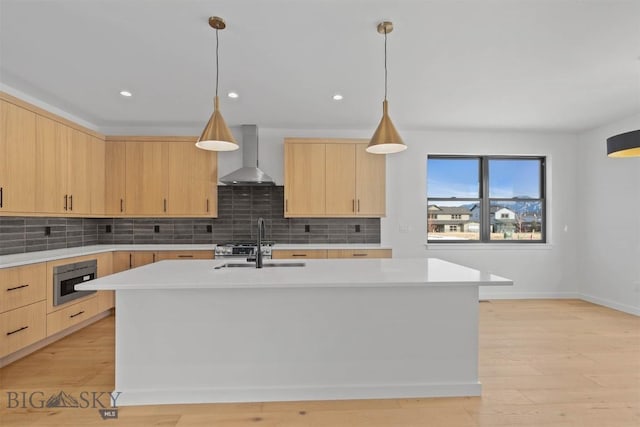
[214,262,306,269]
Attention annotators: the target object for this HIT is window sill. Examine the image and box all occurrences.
[425,242,553,251]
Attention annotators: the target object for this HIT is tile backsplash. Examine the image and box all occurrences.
[0,186,380,255]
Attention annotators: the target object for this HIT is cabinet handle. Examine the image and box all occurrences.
[0,186,3,208]
[69,310,85,319]
[178,255,194,258]
[292,254,307,257]
[120,198,124,213]
[129,253,132,269]
[69,195,73,211]
[153,253,156,262]
[7,284,29,292]
[64,194,68,211]
[206,198,210,212]
[357,199,360,212]
[352,199,355,212]
[163,199,167,212]
[285,199,288,212]
[352,253,368,257]
[6,325,29,336]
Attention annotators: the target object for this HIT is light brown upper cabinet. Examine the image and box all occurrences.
[124,140,168,216]
[89,136,106,215]
[284,141,326,217]
[34,116,99,215]
[105,141,127,215]
[0,99,37,213]
[109,136,218,217]
[284,138,386,218]
[166,141,217,216]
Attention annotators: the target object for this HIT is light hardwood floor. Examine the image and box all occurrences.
[1,299,638,426]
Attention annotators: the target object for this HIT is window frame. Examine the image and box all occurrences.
[427,155,546,244]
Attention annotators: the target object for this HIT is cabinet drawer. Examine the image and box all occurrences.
[155,250,214,261]
[272,249,328,259]
[326,249,392,259]
[0,301,46,357]
[46,296,98,337]
[0,263,46,313]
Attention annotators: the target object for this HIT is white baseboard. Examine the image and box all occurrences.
[579,293,640,316]
[116,382,482,406]
[479,291,580,300]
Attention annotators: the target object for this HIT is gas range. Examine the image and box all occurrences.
[214,241,274,259]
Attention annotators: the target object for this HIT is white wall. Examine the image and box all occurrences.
[240,127,580,300]
[576,114,640,315]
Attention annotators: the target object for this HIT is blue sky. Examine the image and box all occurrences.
[427,158,540,198]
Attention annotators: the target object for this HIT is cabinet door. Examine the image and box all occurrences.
[284,143,326,217]
[0,301,46,357]
[0,100,36,212]
[355,144,386,216]
[67,129,92,214]
[35,116,69,213]
[327,249,392,259]
[125,141,168,215]
[325,144,356,216]
[131,252,156,268]
[272,249,328,259]
[90,136,105,215]
[155,250,214,260]
[112,252,132,273]
[105,141,127,215]
[166,142,216,216]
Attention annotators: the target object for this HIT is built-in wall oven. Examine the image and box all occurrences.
[53,259,97,306]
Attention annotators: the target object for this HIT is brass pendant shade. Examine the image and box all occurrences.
[196,17,238,152]
[368,100,407,154]
[367,21,406,154]
[196,96,238,151]
[606,130,640,158]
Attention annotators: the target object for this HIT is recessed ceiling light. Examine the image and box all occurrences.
[333,94,343,101]
[119,90,132,97]
[228,92,239,99]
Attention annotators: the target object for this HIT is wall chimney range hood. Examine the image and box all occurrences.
[219,125,275,185]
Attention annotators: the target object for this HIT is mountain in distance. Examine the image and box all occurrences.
[46,391,80,408]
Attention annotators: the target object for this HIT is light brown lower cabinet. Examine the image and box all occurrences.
[46,296,98,337]
[272,249,328,259]
[326,249,392,259]
[272,249,392,259]
[155,250,214,261]
[0,263,46,313]
[0,301,47,357]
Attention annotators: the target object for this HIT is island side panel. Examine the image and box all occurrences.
[115,285,480,406]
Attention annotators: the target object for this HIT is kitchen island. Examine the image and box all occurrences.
[77,257,512,406]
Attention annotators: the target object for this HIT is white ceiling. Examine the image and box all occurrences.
[1,0,639,135]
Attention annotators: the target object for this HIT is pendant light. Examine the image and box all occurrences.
[606,130,640,158]
[196,16,238,151]
[367,21,406,154]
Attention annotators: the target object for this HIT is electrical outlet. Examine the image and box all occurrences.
[206,225,212,233]
[105,225,112,233]
[355,225,361,233]
[44,226,51,236]
[305,225,310,232]
[154,225,160,233]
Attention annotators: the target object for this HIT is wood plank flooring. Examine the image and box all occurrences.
[0,299,638,426]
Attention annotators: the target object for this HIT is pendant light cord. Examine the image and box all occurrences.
[215,28,219,99]
[384,28,388,101]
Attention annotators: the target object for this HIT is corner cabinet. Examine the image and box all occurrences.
[107,137,218,217]
[284,138,386,218]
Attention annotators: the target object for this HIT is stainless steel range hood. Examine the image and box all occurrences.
[219,124,275,185]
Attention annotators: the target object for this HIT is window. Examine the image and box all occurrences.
[427,156,545,243]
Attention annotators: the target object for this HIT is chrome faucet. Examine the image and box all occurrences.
[256,217,265,268]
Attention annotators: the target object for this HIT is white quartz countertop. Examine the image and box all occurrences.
[75,258,513,291]
[0,244,392,269]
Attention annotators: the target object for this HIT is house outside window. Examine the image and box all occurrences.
[427,156,546,243]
